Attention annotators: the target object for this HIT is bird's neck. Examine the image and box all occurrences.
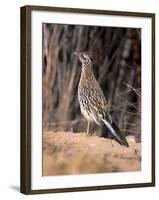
[80,63,95,82]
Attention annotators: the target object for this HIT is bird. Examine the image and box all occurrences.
[74,51,129,147]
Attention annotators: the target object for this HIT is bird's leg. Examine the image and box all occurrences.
[86,121,90,135]
[111,140,114,148]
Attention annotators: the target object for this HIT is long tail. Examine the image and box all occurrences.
[102,119,129,147]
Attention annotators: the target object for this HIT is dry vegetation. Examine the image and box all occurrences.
[42,24,141,176]
[43,131,141,176]
[42,24,141,140]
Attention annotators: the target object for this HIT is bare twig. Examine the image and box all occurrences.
[123,82,141,97]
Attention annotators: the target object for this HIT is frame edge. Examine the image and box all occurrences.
[151,13,155,187]
[20,5,156,194]
[20,6,32,194]
[24,5,155,18]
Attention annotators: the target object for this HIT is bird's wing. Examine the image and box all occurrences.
[86,83,128,147]
[90,102,129,147]
[102,118,123,143]
[89,97,111,125]
[89,105,103,126]
[101,114,129,147]
[91,80,109,109]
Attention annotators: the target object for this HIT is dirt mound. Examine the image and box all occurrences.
[43,131,141,176]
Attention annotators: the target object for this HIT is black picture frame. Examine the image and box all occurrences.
[20,5,155,194]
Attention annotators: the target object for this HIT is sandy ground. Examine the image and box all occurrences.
[43,131,141,176]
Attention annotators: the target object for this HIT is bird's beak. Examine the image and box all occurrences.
[74,51,83,63]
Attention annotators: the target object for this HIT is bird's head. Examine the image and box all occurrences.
[74,51,93,66]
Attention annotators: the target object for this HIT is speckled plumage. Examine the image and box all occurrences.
[75,51,128,147]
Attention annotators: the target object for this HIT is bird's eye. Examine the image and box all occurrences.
[82,54,88,61]
[90,57,93,62]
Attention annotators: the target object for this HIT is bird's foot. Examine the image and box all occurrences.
[86,132,92,136]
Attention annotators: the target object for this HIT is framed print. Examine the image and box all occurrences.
[20,5,155,194]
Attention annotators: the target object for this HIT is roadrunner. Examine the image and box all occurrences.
[74,51,129,147]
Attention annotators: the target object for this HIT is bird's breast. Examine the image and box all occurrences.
[80,106,93,121]
[78,86,93,121]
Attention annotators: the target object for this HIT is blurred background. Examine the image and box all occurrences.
[42,24,141,141]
